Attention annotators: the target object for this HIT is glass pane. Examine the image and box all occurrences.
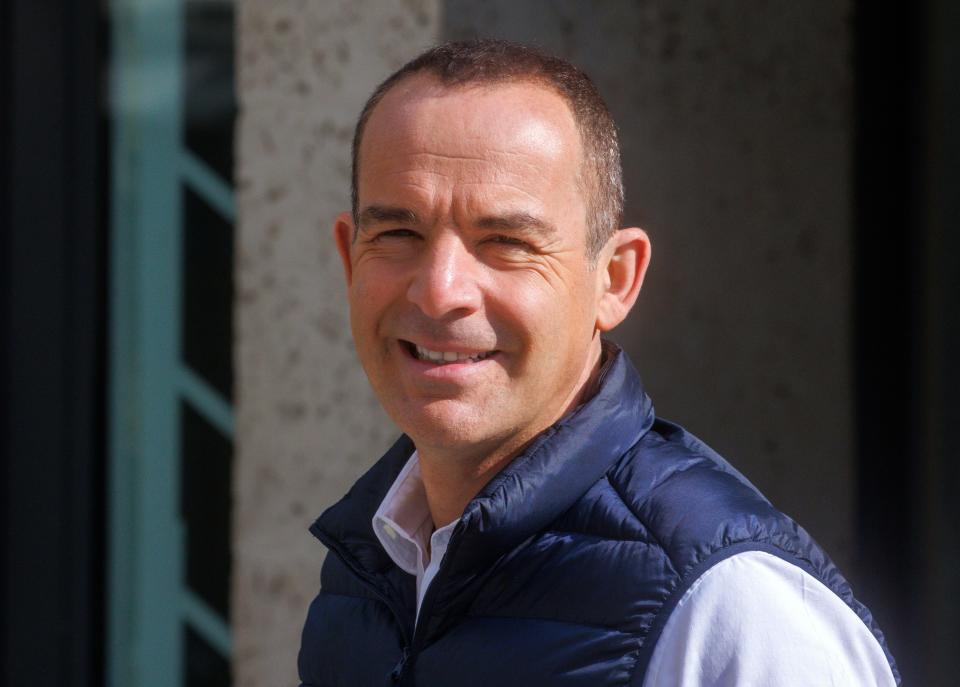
[183,0,236,182]
[184,625,231,687]
[179,401,233,619]
[181,185,234,400]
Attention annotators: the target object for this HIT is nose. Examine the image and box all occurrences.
[406,232,482,319]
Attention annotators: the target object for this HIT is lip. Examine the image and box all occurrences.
[395,338,501,382]
[402,337,497,357]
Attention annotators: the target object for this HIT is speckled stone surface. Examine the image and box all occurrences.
[444,0,856,573]
[234,2,439,684]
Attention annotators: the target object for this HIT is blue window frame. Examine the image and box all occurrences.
[108,1,236,684]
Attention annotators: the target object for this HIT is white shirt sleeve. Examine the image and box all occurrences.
[642,550,897,687]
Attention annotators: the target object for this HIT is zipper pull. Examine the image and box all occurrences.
[390,646,411,683]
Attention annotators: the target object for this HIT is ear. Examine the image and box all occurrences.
[595,227,651,332]
[333,211,356,286]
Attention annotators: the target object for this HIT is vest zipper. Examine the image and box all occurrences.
[313,517,467,684]
[396,519,468,681]
[390,646,411,683]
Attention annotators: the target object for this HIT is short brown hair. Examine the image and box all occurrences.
[351,39,624,260]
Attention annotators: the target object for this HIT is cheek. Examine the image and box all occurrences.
[347,286,388,359]
[349,263,400,322]
[493,277,595,367]
[506,270,597,331]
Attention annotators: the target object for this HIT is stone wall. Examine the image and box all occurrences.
[443,0,855,569]
[235,2,854,683]
[233,2,440,684]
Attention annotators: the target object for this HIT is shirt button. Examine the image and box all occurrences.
[383,524,398,540]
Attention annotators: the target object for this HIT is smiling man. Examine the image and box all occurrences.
[298,41,899,686]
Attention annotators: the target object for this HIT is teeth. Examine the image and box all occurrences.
[414,344,492,364]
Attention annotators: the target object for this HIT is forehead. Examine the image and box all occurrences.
[358,76,583,202]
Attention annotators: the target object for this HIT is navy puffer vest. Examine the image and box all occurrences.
[299,349,899,686]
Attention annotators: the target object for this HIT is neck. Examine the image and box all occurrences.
[417,338,606,528]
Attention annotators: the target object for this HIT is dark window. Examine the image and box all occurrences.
[184,626,231,687]
[183,0,236,182]
[181,185,234,401]
[180,401,233,619]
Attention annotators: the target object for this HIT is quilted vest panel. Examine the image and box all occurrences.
[299,349,899,686]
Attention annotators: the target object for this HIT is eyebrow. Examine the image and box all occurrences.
[357,206,558,241]
[358,205,420,228]
[475,212,558,240]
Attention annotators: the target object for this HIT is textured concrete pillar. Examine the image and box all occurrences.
[444,0,856,572]
[233,2,439,684]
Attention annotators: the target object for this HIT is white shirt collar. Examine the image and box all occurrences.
[372,451,460,614]
[372,451,433,575]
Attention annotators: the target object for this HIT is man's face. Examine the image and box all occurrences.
[336,76,610,462]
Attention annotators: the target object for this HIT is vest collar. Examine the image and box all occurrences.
[311,343,655,586]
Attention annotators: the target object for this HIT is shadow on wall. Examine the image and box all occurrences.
[443,0,857,591]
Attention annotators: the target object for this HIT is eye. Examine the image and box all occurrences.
[372,228,420,241]
[486,234,531,249]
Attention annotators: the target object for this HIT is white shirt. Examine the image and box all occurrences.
[372,452,458,620]
[372,453,896,686]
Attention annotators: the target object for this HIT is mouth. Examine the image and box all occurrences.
[401,340,497,365]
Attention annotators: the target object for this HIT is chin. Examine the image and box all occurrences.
[391,399,503,450]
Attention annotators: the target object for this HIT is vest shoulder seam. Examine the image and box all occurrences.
[540,528,662,546]
[602,473,680,576]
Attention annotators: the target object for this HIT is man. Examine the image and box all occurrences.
[299,40,899,686]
